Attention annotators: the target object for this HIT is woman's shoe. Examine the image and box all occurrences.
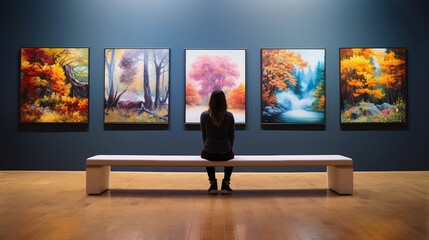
[208,180,218,194]
[221,180,233,194]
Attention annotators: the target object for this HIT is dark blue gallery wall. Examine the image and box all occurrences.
[1,0,428,171]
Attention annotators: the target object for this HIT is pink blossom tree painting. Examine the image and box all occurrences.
[185,49,246,124]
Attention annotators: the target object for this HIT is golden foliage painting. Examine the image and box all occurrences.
[340,48,407,123]
[20,48,89,123]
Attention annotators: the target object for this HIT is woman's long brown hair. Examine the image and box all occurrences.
[208,90,227,127]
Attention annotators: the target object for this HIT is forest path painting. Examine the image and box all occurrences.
[261,49,325,124]
[340,48,407,123]
[20,48,89,123]
[104,48,169,124]
[185,49,246,124]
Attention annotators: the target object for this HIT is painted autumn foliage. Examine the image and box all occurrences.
[261,49,308,107]
[185,50,246,123]
[20,48,89,123]
[227,83,246,109]
[186,82,202,105]
[340,48,407,123]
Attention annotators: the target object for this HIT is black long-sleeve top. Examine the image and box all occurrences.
[200,111,235,153]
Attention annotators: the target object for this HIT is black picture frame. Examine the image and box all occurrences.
[103,48,171,126]
[184,49,247,128]
[260,48,326,126]
[339,47,408,127]
[19,47,90,127]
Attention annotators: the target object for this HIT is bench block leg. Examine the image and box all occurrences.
[86,165,110,195]
[327,166,353,195]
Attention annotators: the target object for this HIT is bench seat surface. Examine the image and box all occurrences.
[87,155,352,167]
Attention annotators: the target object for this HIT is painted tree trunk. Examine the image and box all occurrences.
[108,49,116,103]
[105,49,116,109]
[154,67,161,109]
[160,70,169,104]
[63,65,88,98]
[143,51,153,110]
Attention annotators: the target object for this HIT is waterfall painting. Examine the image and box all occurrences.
[185,49,246,124]
[20,48,89,123]
[340,48,407,124]
[261,49,325,124]
[104,48,170,124]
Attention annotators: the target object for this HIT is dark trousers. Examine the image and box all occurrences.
[201,149,234,181]
[206,166,233,181]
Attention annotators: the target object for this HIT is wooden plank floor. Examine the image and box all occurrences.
[0,171,428,240]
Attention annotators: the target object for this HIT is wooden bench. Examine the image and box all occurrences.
[86,155,353,195]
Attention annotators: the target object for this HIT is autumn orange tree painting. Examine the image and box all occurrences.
[104,48,169,124]
[20,48,89,123]
[185,50,246,123]
[340,48,407,123]
[261,49,325,123]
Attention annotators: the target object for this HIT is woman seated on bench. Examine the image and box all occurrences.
[200,90,235,194]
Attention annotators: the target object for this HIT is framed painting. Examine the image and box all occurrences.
[20,47,89,123]
[185,49,246,124]
[261,48,326,124]
[104,48,170,124]
[340,48,407,124]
